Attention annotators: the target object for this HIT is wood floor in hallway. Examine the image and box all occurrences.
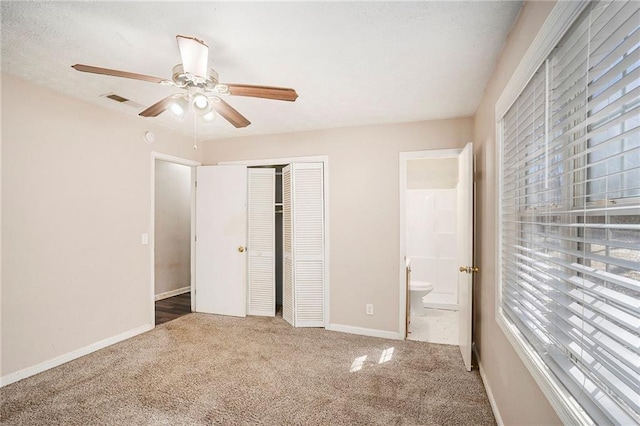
[155,292,191,326]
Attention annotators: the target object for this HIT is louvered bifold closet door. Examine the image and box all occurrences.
[282,165,295,326]
[500,1,639,424]
[282,163,325,327]
[247,168,276,317]
[291,163,325,327]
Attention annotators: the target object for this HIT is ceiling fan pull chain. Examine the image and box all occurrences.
[193,113,198,150]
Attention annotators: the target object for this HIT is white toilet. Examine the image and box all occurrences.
[409,280,433,316]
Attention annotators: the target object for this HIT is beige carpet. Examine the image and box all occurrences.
[1,313,495,425]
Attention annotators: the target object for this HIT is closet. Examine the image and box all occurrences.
[245,162,325,327]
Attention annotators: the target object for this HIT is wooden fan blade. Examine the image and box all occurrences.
[227,84,298,102]
[211,98,251,128]
[72,64,167,84]
[139,96,176,117]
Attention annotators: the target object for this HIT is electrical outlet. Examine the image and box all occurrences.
[366,304,374,315]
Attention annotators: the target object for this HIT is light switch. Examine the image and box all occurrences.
[141,233,149,245]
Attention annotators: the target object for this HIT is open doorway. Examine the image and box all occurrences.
[404,156,459,343]
[399,144,474,370]
[151,153,199,326]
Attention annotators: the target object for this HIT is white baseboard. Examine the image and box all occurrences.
[154,286,190,301]
[326,323,403,340]
[0,323,153,387]
[474,346,504,426]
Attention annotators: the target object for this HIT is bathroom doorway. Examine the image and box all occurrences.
[399,144,475,370]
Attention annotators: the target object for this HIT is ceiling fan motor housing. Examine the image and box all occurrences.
[171,64,222,90]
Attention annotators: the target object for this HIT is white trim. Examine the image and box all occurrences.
[399,148,463,339]
[189,166,197,313]
[495,313,594,425]
[424,302,458,311]
[495,1,588,119]
[494,2,596,425]
[218,155,331,328]
[150,152,201,325]
[152,152,201,167]
[154,286,191,301]
[474,346,504,426]
[0,323,153,387]
[326,323,402,341]
[220,155,328,167]
[495,119,504,324]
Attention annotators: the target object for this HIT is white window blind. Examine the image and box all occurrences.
[499,1,639,424]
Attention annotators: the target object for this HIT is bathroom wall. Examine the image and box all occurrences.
[405,156,459,309]
[406,188,458,307]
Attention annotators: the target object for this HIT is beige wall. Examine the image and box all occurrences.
[473,1,562,424]
[1,74,200,377]
[202,119,472,332]
[154,160,191,296]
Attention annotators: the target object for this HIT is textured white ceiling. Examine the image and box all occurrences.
[1,1,522,140]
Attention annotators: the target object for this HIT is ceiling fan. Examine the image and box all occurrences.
[72,35,298,128]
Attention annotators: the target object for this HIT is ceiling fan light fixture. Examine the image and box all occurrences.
[73,34,297,129]
[169,96,189,116]
[193,93,209,110]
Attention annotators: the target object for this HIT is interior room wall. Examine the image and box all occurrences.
[1,74,200,380]
[201,118,473,334]
[473,1,562,424]
[154,160,191,298]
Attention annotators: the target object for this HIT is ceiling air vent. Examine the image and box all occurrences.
[100,92,144,109]
[106,94,129,103]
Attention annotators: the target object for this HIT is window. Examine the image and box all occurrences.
[498,1,639,424]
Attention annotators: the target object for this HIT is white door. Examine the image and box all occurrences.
[282,165,294,326]
[457,142,474,371]
[247,168,275,317]
[282,163,325,327]
[195,165,247,317]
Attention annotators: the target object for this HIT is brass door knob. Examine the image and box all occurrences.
[459,266,479,274]
[238,246,245,253]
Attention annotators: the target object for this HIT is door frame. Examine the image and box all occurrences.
[219,155,330,328]
[150,152,201,326]
[398,148,466,340]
